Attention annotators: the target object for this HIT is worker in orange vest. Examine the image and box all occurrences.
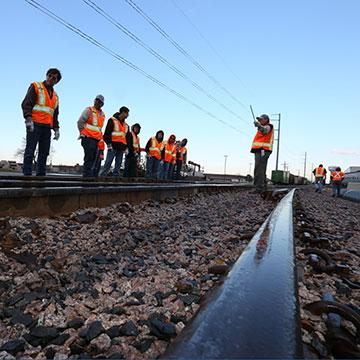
[124,123,141,178]
[145,130,164,179]
[251,114,274,193]
[160,134,177,180]
[77,95,106,177]
[330,167,345,197]
[312,164,327,193]
[100,106,130,177]
[21,68,62,176]
[93,139,105,177]
[175,138,188,179]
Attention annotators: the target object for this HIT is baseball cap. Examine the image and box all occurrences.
[95,94,105,104]
[256,114,270,121]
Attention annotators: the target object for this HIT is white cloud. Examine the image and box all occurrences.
[331,148,360,156]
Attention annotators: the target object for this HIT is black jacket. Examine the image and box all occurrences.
[21,82,59,129]
[103,113,131,151]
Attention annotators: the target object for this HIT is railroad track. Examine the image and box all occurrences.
[1,185,356,358]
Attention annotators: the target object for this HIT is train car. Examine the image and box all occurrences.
[271,170,290,184]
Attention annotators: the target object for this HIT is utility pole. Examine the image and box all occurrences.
[271,113,281,170]
[303,152,307,178]
[224,155,228,180]
[249,162,253,175]
[282,161,287,171]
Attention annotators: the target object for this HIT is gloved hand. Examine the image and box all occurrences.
[25,118,34,132]
[254,120,260,128]
[124,148,129,155]
[53,129,60,140]
[261,149,265,157]
[107,144,113,151]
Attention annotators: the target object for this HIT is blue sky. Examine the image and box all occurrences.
[1,0,359,177]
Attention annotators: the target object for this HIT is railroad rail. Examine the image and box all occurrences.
[164,189,303,358]
[0,176,253,217]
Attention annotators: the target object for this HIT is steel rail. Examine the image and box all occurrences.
[163,189,303,359]
[0,182,252,217]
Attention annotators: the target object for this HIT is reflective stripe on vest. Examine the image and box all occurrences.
[149,137,163,159]
[80,106,104,140]
[315,167,325,177]
[164,142,176,163]
[32,82,58,127]
[179,146,187,161]
[111,118,128,143]
[251,127,274,151]
[132,131,140,151]
[331,171,344,181]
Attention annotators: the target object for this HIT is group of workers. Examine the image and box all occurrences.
[21,69,188,179]
[19,68,347,198]
[312,164,345,197]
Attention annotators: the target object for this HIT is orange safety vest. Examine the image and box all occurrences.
[32,82,58,127]
[178,146,187,161]
[331,171,345,181]
[251,126,274,152]
[131,131,140,153]
[315,167,325,178]
[80,106,105,140]
[111,118,128,144]
[149,136,163,160]
[164,141,176,163]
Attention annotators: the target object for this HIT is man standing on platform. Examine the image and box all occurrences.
[124,123,141,178]
[100,106,130,177]
[175,138,188,179]
[251,114,274,193]
[21,68,62,176]
[77,95,105,177]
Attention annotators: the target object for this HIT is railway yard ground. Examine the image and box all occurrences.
[0,185,359,359]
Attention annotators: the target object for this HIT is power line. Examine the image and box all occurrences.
[171,0,255,104]
[124,0,247,110]
[24,0,243,134]
[82,0,248,125]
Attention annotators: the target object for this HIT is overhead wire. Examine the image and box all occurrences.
[24,0,245,134]
[171,0,255,103]
[81,0,248,125]
[124,0,248,110]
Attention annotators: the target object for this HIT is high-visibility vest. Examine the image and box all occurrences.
[80,106,105,140]
[178,146,187,161]
[131,131,140,153]
[32,82,58,127]
[149,136,163,160]
[315,167,325,178]
[331,171,345,181]
[111,118,128,144]
[251,126,274,152]
[164,141,176,163]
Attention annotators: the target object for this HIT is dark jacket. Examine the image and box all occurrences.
[21,82,59,129]
[103,113,131,151]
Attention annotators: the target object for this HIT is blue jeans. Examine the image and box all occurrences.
[332,182,341,197]
[159,162,173,180]
[81,137,99,177]
[146,156,159,179]
[315,179,324,193]
[100,149,124,176]
[23,124,51,176]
